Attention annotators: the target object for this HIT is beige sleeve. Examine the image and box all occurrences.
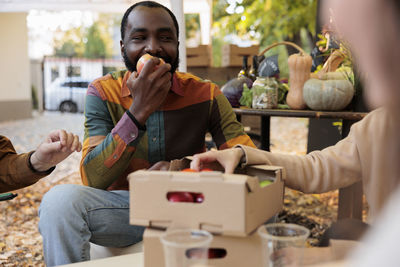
[236,125,362,194]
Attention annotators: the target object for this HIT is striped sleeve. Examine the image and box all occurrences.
[208,85,255,149]
[79,84,145,189]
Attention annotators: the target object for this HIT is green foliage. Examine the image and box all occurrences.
[185,14,200,40]
[56,40,79,57]
[212,36,224,67]
[239,83,253,107]
[278,82,289,103]
[84,22,109,58]
[53,14,115,59]
[212,0,318,71]
[214,0,317,46]
[54,27,84,57]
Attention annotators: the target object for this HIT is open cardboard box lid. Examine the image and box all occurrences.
[128,158,285,237]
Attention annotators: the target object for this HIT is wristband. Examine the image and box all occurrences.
[126,110,146,131]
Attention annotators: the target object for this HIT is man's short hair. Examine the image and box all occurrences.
[120,1,180,41]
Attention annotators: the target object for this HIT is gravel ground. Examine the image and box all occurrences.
[0,111,84,183]
[0,111,340,266]
[0,111,84,267]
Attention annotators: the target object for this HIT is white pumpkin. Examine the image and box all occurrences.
[303,78,355,111]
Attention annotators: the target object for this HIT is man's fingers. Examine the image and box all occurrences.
[140,57,168,77]
[126,71,136,90]
[140,57,158,76]
[154,62,171,76]
[146,62,171,81]
[134,62,171,94]
[155,79,172,95]
[160,69,172,81]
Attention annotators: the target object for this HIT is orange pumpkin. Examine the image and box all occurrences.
[286,52,312,109]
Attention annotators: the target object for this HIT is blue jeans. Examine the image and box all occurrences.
[38,184,145,266]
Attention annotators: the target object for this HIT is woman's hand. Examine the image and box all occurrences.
[30,130,82,172]
[190,147,244,174]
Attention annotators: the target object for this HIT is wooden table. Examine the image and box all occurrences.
[59,251,348,267]
[61,252,143,267]
[233,107,368,220]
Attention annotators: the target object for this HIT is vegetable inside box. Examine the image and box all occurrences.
[128,158,284,237]
[143,228,263,267]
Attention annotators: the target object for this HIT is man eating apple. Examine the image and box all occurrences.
[38,1,255,266]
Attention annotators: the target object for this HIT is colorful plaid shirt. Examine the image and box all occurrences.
[80,70,255,190]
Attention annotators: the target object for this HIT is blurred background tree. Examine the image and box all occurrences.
[51,0,318,75]
[53,14,116,58]
[84,21,111,58]
[53,27,85,57]
[212,0,318,72]
[185,13,201,45]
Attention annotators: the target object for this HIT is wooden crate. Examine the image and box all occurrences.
[186,45,212,67]
[222,44,260,67]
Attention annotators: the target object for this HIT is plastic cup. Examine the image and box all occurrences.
[161,228,213,267]
[258,223,310,267]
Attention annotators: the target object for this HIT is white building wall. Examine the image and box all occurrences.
[0,13,32,120]
[0,13,30,101]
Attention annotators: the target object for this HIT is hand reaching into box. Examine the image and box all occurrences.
[190,147,244,174]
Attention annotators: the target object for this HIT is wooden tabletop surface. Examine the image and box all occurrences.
[233,107,368,121]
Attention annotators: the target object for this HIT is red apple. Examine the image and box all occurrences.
[200,168,214,172]
[191,193,204,203]
[136,53,165,74]
[167,192,194,203]
[186,248,207,259]
[186,248,226,259]
[208,248,227,259]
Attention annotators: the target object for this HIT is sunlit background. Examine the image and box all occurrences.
[0,0,318,120]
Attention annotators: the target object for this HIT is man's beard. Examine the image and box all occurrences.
[123,49,180,74]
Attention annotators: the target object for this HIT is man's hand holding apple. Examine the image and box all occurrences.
[127,55,172,126]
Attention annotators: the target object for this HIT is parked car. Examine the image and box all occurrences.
[45,77,91,113]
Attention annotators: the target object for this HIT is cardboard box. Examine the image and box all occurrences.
[186,45,211,67]
[143,228,263,267]
[128,160,284,237]
[221,44,260,67]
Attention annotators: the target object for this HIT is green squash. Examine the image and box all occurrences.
[303,75,354,111]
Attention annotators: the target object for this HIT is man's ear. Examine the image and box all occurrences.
[120,40,125,57]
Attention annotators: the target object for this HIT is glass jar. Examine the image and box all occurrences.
[252,77,278,109]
